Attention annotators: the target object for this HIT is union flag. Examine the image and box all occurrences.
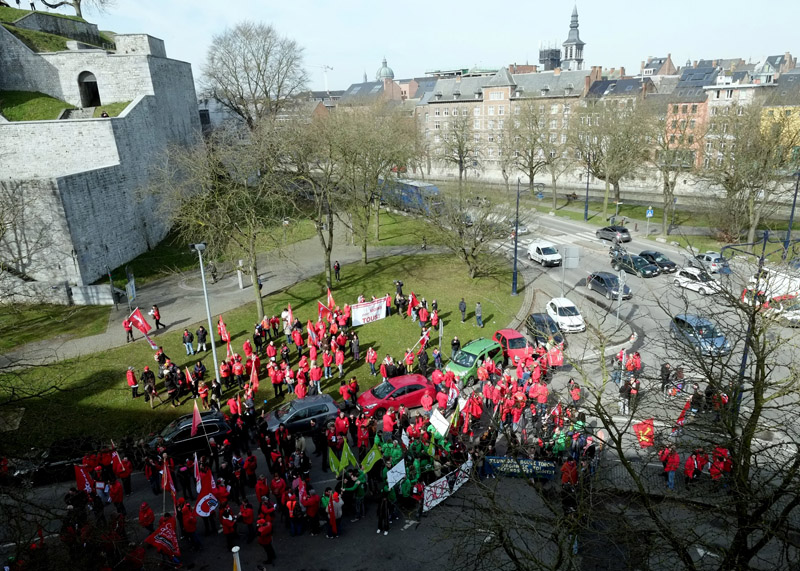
[633,418,655,448]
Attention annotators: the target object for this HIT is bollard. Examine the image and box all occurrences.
[634,223,639,232]
[237,259,244,290]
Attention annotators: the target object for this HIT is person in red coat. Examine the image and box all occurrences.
[151,305,164,330]
[255,474,270,503]
[561,458,578,486]
[109,479,125,515]
[113,455,133,496]
[270,474,286,505]
[292,329,304,358]
[301,488,321,536]
[123,318,134,343]
[256,517,276,564]
[220,505,237,548]
[138,502,154,533]
[334,411,349,436]
[663,446,680,490]
[322,350,333,379]
[334,348,345,378]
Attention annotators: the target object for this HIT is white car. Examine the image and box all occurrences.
[672,267,721,295]
[545,297,586,333]
[527,240,562,267]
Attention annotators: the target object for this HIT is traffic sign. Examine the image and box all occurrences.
[646,207,654,218]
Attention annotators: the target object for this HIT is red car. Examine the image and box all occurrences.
[357,374,436,419]
[493,328,535,366]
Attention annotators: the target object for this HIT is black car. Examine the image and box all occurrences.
[611,253,661,278]
[524,312,566,349]
[264,394,340,435]
[7,436,100,487]
[596,225,631,243]
[639,250,677,273]
[586,271,633,300]
[150,411,232,462]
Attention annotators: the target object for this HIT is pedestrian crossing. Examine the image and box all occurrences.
[493,231,607,261]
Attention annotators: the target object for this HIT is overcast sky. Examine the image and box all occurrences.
[62,0,799,91]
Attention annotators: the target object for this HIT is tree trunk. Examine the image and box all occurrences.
[662,176,674,236]
[613,180,621,205]
[602,178,610,219]
[362,235,368,265]
[746,197,760,250]
[248,249,264,320]
[375,199,380,241]
[317,205,334,289]
[551,171,558,211]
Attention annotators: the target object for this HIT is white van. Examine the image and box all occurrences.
[527,240,562,267]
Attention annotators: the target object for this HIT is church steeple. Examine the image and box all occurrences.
[562,5,585,71]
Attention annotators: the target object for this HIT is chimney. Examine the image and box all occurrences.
[553,67,561,76]
[647,56,653,63]
[620,66,626,77]
[640,60,645,74]
[584,73,591,94]
[693,60,698,68]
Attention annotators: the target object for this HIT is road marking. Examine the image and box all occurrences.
[402,519,418,530]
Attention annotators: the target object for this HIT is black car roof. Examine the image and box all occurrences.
[589,271,616,279]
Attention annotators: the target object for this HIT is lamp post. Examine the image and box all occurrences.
[584,153,591,222]
[782,171,800,261]
[190,242,221,385]
[512,177,520,296]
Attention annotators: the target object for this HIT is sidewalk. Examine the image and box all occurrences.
[0,227,447,367]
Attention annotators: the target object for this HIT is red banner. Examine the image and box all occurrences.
[145,518,180,558]
[407,292,419,317]
[633,418,655,448]
[191,401,202,437]
[327,288,336,310]
[74,464,92,493]
[672,399,692,433]
[318,301,331,322]
[128,308,152,335]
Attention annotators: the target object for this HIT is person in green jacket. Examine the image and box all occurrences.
[343,468,366,521]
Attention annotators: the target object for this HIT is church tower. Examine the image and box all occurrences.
[561,5,585,71]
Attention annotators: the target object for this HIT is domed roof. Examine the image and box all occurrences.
[375,57,394,81]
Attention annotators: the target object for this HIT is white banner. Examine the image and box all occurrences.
[387,459,406,489]
[351,296,389,326]
[429,410,450,437]
[422,460,472,512]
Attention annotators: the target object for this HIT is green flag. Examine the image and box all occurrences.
[328,448,341,475]
[361,442,383,473]
[340,440,359,472]
[448,400,460,429]
[427,441,435,457]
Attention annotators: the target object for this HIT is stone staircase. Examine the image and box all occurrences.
[60,107,96,120]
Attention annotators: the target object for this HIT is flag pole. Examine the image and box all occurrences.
[232,545,242,571]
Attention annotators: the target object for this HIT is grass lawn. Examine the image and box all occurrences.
[0,90,74,121]
[1,253,522,453]
[93,101,130,117]
[369,209,445,247]
[0,6,85,23]
[0,304,109,354]
[2,24,69,52]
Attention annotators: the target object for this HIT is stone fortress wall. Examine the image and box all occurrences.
[0,16,201,301]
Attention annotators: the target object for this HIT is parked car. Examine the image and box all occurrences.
[689,251,731,274]
[527,240,562,267]
[493,328,536,365]
[6,436,100,487]
[639,250,678,273]
[357,374,436,419]
[596,225,631,243]
[445,338,504,386]
[545,297,586,333]
[524,313,566,349]
[764,297,800,327]
[669,314,731,357]
[611,253,661,278]
[263,394,340,434]
[150,411,233,461]
[586,271,632,300]
[672,267,721,295]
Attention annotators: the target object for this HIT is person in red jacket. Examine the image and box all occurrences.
[109,479,125,515]
[240,499,256,543]
[366,346,378,376]
[151,305,165,330]
[256,517,276,564]
[113,455,133,496]
[335,347,345,378]
[663,446,680,490]
[568,379,581,407]
[561,458,578,486]
[270,474,286,505]
[220,505,237,548]
[301,488,321,536]
[382,409,397,441]
[123,317,134,343]
[292,329,304,358]
[421,392,434,417]
[138,502,154,533]
[182,502,202,550]
[684,453,700,486]
[322,350,333,379]
[334,411,349,436]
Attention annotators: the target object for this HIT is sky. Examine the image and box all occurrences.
[51,0,800,92]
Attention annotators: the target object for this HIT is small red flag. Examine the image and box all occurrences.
[327,288,336,310]
[287,303,294,329]
[110,444,124,474]
[144,518,181,558]
[250,362,259,392]
[195,469,218,517]
[633,418,655,448]
[407,292,419,317]
[74,465,92,493]
[128,308,152,335]
[673,399,692,433]
[318,301,331,322]
[226,340,232,360]
[191,401,202,437]
[218,317,230,342]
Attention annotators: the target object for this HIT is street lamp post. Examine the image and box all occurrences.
[512,178,520,296]
[584,153,590,222]
[190,243,221,385]
[782,171,800,261]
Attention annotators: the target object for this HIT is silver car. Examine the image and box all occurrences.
[690,251,731,275]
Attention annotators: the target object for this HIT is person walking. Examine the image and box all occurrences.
[660,362,672,399]
[182,329,195,356]
[475,302,483,328]
[662,446,680,491]
[334,261,341,282]
[151,305,165,330]
[618,379,631,416]
[459,298,467,323]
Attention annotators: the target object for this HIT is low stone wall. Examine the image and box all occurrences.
[12,11,101,46]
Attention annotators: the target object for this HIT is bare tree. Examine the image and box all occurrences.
[438,113,482,188]
[504,101,549,200]
[696,103,800,246]
[152,124,293,319]
[40,0,114,18]
[202,22,308,130]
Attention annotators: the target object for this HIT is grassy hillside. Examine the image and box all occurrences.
[0,6,86,23]
[93,100,131,118]
[2,23,68,52]
[0,90,74,121]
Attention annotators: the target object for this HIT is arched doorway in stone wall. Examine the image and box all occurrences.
[78,71,101,108]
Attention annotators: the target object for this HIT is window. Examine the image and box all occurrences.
[498,106,505,115]
[680,120,686,130]
[726,89,733,99]
[462,108,468,116]
[474,134,480,143]
[487,148,495,157]
[711,108,718,116]
[434,121,440,130]
[670,134,676,143]
[425,113,429,122]
[498,119,504,129]
[722,123,728,134]
[716,90,721,99]
[681,105,688,113]
[563,103,571,114]
[490,91,503,100]
[703,157,710,168]
[488,119,495,129]
[689,119,696,129]
[539,104,545,114]
[514,106,520,115]
[434,134,440,142]
[688,135,694,144]
[691,104,698,114]
[444,108,450,117]
[561,133,567,144]
[474,119,481,129]
[673,105,679,113]
[671,120,678,129]
[488,106,495,116]
[550,104,559,114]
[737,107,744,116]
[452,108,458,116]
[550,119,558,129]
[473,107,480,116]
[434,109,440,117]
[488,134,494,142]
[549,133,557,143]
[716,156,723,166]
[786,110,793,117]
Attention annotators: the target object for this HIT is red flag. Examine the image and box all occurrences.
[327,288,336,310]
[407,292,419,316]
[287,303,294,328]
[307,320,318,347]
[143,333,158,351]
[128,308,152,335]
[162,464,176,496]
[250,363,259,392]
[672,399,692,433]
[226,340,232,360]
[74,465,92,493]
[195,468,219,517]
[144,518,180,558]
[110,442,124,474]
[237,393,242,415]
[633,418,655,448]
[218,317,230,342]
[191,401,202,437]
[318,301,331,322]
